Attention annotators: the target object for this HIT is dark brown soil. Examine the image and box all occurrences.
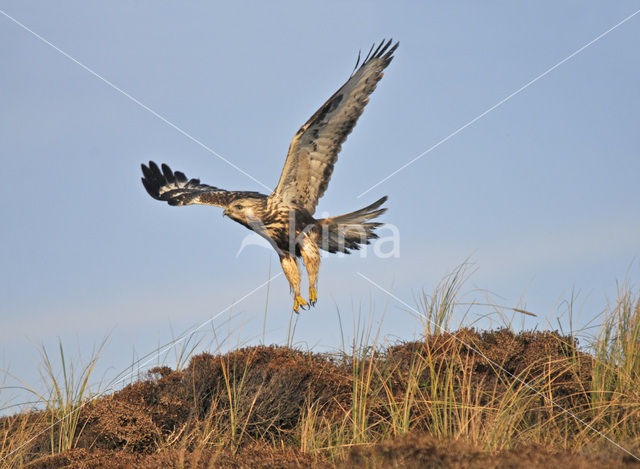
[4,329,640,468]
[341,434,640,468]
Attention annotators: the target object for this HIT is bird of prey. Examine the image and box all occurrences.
[141,39,398,312]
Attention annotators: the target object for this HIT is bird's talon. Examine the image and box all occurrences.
[309,287,318,306]
[293,295,308,312]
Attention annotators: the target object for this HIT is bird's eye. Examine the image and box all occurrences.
[235,204,243,210]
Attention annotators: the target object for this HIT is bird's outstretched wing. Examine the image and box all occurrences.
[141,161,264,207]
[270,39,398,214]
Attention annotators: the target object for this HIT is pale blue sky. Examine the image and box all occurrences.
[1,2,639,408]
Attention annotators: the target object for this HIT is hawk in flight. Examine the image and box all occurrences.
[141,39,398,312]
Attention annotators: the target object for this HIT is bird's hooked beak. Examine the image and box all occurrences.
[223,208,229,218]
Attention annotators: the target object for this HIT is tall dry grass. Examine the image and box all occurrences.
[0,338,105,466]
[590,282,640,441]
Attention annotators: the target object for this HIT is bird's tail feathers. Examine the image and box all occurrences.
[318,196,388,253]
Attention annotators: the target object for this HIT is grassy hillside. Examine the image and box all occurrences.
[2,278,639,468]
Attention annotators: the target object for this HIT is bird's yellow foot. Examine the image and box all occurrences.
[293,295,309,313]
[309,287,317,306]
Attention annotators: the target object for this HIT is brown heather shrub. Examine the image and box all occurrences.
[3,330,639,468]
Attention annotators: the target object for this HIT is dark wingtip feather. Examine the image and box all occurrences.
[384,41,400,64]
[161,163,174,182]
[363,41,376,63]
[141,161,160,199]
[141,163,152,179]
[352,49,362,74]
[174,171,187,184]
[372,38,386,58]
[141,174,160,200]
[141,161,176,201]
[352,39,399,76]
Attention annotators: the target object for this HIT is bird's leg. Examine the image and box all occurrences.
[300,237,320,306]
[280,255,308,312]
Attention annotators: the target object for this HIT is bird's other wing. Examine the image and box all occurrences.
[270,39,398,214]
[141,161,264,207]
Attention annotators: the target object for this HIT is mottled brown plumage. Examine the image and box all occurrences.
[141,39,398,312]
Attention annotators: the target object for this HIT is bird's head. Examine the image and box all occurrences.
[223,197,266,225]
